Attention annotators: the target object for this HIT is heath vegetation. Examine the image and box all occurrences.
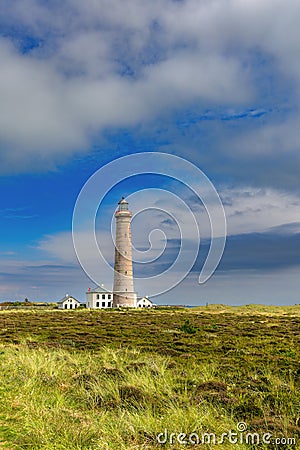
[0,305,299,449]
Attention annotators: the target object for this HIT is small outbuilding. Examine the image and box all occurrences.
[136,296,155,308]
[58,294,81,310]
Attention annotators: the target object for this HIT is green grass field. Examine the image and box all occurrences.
[0,305,299,449]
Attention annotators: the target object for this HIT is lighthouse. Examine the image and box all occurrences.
[113,197,137,307]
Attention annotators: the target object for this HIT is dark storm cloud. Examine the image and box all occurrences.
[193,227,300,273]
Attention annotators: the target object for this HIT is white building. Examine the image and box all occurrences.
[58,294,81,310]
[86,286,113,309]
[86,286,152,309]
[136,296,155,308]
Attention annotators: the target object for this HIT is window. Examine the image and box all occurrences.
[125,271,127,275]
[64,304,67,309]
[96,294,100,299]
[102,301,105,307]
[108,294,111,299]
[102,294,105,299]
[96,301,100,307]
[108,302,111,307]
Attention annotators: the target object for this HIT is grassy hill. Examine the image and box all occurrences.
[0,306,299,449]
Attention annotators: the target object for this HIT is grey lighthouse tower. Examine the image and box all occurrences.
[113,197,137,307]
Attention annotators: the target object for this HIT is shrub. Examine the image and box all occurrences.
[180,319,197,334]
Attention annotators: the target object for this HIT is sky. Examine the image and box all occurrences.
[0,0,299,305]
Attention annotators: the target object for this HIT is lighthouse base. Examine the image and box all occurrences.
[113,292,137,308]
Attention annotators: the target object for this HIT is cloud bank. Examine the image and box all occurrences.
[0,0,299,182]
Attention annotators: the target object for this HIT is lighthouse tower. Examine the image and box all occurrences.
[113,197,137,307]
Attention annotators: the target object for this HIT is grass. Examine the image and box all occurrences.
[0,305,299,449]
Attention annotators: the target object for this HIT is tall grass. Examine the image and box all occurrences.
[0,342,298,449]
[0,306,299,449]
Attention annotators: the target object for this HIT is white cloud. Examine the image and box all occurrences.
[0,256,90,301]
[0,40,89,172]
[39,185,300,254]
[221,187,300,235]
[37,232,78,263]
[0,35,250,173]
[35,185,300,285]
[162,0,300,82]
[143,52,251,105]
[3,0,300,173]
[229,116,300,157]
[2,181,299,302]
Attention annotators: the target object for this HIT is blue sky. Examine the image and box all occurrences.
[0,0,299,305]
